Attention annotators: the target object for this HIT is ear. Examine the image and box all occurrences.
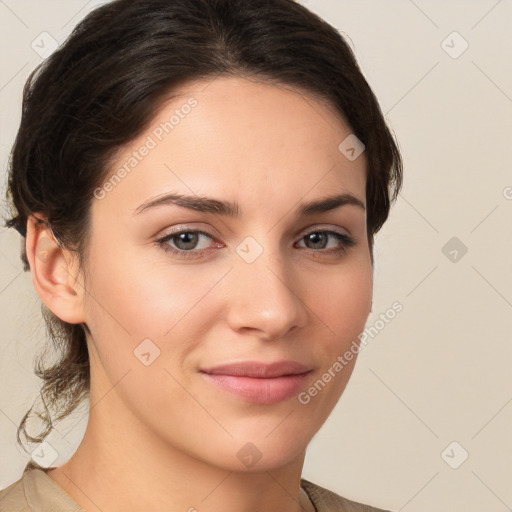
[25,213,87,324]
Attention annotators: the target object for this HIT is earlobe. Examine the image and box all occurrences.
[25,213,87,324]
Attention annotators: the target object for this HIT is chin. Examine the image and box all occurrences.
[214,432,311,473]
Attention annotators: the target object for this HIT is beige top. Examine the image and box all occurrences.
[0,462,392,512]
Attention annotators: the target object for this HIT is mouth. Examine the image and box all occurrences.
[199,360,313,404]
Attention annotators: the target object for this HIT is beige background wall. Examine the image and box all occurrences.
[1,1,511,511]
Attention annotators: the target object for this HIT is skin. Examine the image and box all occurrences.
[26,75,372,512]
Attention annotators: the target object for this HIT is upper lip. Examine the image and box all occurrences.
[200,360,312,378]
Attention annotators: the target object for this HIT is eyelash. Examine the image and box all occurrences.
[155,227,355,260]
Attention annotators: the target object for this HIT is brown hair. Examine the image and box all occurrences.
[3,0,402,450]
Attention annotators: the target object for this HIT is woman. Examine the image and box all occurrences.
[0,0,402,510]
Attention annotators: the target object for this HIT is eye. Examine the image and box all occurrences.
[156,229,219,259]
[155,227,355,260]
[296,230,355,256]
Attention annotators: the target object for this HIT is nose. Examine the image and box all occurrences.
[225,243,308,341]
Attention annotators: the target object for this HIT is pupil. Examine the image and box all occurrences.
[308,232,326,249]
[176,232,198,250]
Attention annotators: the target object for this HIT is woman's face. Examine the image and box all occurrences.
[79,76,372,471]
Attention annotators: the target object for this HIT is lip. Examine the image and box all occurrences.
[201,360,312,378]
[200,360,313,404]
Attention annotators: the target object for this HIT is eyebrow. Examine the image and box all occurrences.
[133,192,365,217]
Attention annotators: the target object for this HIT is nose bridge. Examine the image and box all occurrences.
[226,233,307,339]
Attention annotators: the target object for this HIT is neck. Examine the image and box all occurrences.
[46,383,315,512]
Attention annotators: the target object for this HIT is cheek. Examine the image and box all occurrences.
[297,265,372,420]
[314,262,373,345]
[84,238,372,362]
[82,247,232,377]
[84,245,212,332]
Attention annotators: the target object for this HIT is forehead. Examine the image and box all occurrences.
[97,75,366,216]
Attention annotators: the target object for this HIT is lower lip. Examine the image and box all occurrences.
[200,371,312,404]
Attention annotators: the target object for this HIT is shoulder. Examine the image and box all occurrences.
[0,462,84,512]
[0,472,28,512]
[301,478,394,512]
